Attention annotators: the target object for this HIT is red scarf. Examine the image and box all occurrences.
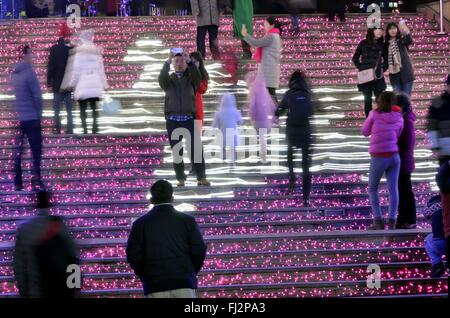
[254,28,280,63]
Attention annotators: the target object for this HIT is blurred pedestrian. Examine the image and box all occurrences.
[427,75,450,166]
[13,191,80,298]
[232,0,254,59]
[11,45,44,191]
[242,16,282,104]
[190,0,221,60]
[212,92,243,165]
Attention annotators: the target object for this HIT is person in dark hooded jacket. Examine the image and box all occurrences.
[396,93,417,229]
[47,24,74,134]
[11,45,44,191]
[275,70,314,205]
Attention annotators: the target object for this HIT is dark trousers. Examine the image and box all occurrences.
[397,173,417,225]
[447,236,450,268]
[196,25,220,59]
[328,0,346,21]
[53,91,73,134]
[267,87,278,105]
[14,120,43,187]
[438,156,450,167]
[287,143,312,201]
[79,98,99,134]
[362,84,384,118]
[166,118,206,181]
[241,40,252,59]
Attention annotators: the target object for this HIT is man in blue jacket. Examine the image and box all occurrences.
[126,179,207,298]
[11,45,44,191]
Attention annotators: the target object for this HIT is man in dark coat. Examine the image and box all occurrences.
[275,71,314,205]
[126,180,207,298]
[13,191,80,298]
[190,0,220,59]
[47,25,74,134]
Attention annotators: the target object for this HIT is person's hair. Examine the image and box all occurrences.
[37,190,51,209]
[189,51,209,81]
[385,22,401,42]
[396,93,411,114]
[289,70,306,88]
[266,16,282,35]
[376,91,397,113]
[150,180,173,205]
[174,53,183,58]
[19,45,31,58]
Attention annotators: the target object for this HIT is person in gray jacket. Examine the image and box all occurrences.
[190,0,220,60]
[242,16,282,103]
[11,45,44,191]
[159,52,210,187]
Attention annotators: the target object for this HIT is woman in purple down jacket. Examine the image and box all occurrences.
[362,91,404,230]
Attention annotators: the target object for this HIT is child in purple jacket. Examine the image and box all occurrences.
[396,93,417,229]
[362,91,404,230]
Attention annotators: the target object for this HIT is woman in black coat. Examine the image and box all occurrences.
[352,27,387,118]
[275,71,314,205]
[384,21,415,97]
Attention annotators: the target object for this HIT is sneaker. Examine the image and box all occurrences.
[386,219,396,230]
[177,180,186,187]
[197,179,211,186]
[430,262,446,278]
[368,219,385,230]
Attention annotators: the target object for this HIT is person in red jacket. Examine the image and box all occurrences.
[190,52,209,132]
[396,93,417,229]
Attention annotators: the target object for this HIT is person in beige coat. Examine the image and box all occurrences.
[190,0,220,60]
[242,16,282,103]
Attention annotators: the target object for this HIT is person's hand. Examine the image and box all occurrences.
[384,70,390,77]
[241,24,248,37]
[183,52,191,64]
[168,52,174,64]
[193,11,199,17]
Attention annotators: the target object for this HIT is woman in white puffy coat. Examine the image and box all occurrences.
[62,29,108,134]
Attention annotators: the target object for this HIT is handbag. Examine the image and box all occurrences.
[357,52,382,85]
[101,94,122,116]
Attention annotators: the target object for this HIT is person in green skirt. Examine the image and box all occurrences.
[230,0,254,59]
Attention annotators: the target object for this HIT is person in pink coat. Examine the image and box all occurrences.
[362,91,404,230]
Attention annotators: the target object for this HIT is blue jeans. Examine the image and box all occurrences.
[392,81,414,97]
[53,91,73,133]
[424,234,447,265]
[368,154,400,220]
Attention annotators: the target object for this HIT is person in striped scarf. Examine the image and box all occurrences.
[383,21,415,97]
